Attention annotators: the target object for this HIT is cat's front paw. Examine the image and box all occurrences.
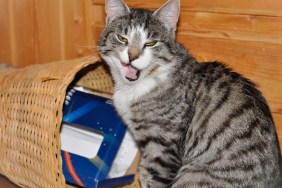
[139,167,167,188]
[139,165,158,188]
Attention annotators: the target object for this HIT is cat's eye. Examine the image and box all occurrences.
[145,41,157,47]
[117,34,128,43]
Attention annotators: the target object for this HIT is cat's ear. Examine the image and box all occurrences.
[105,0,130,24]
[153,0,180,35]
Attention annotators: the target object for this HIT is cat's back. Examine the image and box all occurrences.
[178,60,282,187]
[189,61,275,128]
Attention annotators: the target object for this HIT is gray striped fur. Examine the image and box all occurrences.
[99,0,282,187]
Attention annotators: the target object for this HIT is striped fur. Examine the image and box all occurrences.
[99,0,282,187]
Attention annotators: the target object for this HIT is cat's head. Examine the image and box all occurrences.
[99,0,180,84]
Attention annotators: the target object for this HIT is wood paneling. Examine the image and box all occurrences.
[0,0,97,67]
[91,5,105,46]
[9,0,60,67]
[62,0,94,59]
[274,113,282,147]
[178,12,282,44]
[1,0,62,67]
[0,0,11,64]
[182,0,282,17]
[33,0,62,63]
[93,0,282,16]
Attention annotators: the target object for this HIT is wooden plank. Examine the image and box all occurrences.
[9,0,62,67]
[62,0,94,60]
[84,0,98,54]
[33,0,62,64]
[273,113,282,152]
[92,0,165,10]
[183,0,282,17]
[178,12,282,44]
[0,0,11,64]
[89,5,105,47]
[9,0,35,67]
[92,0,282,17]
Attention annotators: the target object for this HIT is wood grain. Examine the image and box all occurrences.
[34,0,62,63]
[178,12,282,44]
[6,0,63,67]
[182,0,282,17]
[273,113,282,152]
[93,0,282,17]
[62,0,94,59]
[9,0,62,67]
[0,0,11,64]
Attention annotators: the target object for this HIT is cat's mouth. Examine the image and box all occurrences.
[121,62,141,81]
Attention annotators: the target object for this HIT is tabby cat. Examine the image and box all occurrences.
[98,0,282,187]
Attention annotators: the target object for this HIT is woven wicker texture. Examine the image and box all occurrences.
[75,61,113,96]
[0,56,101,188]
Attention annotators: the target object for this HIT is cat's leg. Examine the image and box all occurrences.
[171,163,281,188]
[170,170,210,188]
[138,164,153,188]
[170,165,234,188]
[138,155,174,188]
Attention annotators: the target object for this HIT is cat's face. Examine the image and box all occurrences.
[99,0,180,84]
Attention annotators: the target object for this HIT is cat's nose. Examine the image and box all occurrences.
[129,55,137,61]
[128,46,141,62]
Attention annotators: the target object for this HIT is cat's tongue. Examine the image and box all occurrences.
[125,65,138,81]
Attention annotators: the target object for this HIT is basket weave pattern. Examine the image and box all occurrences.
[0,56,104,188]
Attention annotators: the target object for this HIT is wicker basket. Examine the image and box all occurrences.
[0,56,140,188]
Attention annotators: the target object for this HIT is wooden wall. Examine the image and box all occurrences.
[0,0,96,67]
[0,0,281,150]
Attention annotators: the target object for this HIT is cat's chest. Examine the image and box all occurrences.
[113,90,132,125]
[113,78,158,125]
